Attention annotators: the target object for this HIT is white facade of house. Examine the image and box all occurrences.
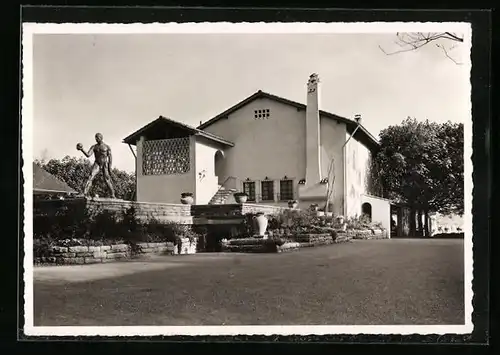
[125,73,390,227]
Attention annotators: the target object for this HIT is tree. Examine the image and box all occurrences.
[34,156,136,200]
[371,118,464,235]
[379,32,464,65]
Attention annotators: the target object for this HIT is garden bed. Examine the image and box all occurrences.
[33,202,203,265]
[222,232,352,254]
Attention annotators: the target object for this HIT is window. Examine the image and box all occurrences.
[279,179,294,201]
[142,137,190,175]
[261,180,274,201]
[243,181,256,201]
[254,109,270,119]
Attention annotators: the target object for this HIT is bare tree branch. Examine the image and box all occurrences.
[379,32,464,64]
[378,44,421,56]
[436,43,463,65]
[443,32,464,42]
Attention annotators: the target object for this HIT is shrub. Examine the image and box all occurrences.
[345,214,383,231]
[241,213,257,237]
[33,204,201,259]
[33,237,54,258]
[88,208,120,240]
[264,209,333,236]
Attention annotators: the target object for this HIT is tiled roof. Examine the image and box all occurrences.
[122,116,234,147]
[32,162,77,194]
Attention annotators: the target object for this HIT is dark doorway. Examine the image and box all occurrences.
[204,224,239,252]
[214,150,225,185]
[361,202,372,221]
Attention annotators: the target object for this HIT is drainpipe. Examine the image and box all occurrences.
[127,143,137,200]
[341,114,362,217]
[128,143,137,160]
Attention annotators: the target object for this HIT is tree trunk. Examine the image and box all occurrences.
[424,209,430,237]
[409,207,417,237]
[417,210,423,236]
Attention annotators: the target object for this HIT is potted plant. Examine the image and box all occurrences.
[288,200,298,209]
[234,192,248,204]
[180,192,194,205]
[253,212,269,237]
[310,203,319,211]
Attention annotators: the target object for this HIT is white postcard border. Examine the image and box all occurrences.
[22,21,474,337]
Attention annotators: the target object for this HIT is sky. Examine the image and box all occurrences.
[32,32,470,173]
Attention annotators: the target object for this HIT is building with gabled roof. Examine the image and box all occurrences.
[123,73,390,231]
[33,162,77,198]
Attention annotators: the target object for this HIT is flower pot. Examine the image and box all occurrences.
[234,193,248,204]
[253,213,269,236]
[180,193,194,205]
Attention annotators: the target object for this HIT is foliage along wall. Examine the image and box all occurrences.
[35,156,136,200]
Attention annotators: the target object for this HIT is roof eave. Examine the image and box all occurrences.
[197,91,379,148]
[34,188,77,194]
[122,116,234,147]
[194,132,235,147]
[122,117,166,145]
[198,91,264,130]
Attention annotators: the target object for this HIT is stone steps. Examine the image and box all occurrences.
[208,187,237,205]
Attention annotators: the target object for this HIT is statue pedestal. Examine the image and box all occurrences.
[87,196,126,202]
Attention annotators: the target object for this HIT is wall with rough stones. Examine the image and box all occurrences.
[34,197,193,224]
[222,233,352,253]
[192,203,289,218]
[342,229,388,239]
[34,238,197,265]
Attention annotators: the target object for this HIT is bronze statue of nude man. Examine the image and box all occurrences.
[76,133,116,198]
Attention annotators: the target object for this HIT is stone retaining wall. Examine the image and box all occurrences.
[34,238,197,265]
[191,203,289,218]
[34,197,193,224]
[240,204,291,216]
[342,229,389,239]
[294,233,334,244]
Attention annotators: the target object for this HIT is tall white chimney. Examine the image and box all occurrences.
[305,73,322,184]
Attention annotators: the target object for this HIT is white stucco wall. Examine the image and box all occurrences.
[202,97,306,205]
[319,116,346,216]
[136,136,196,204]
[361,194,391,234]
[194,137,220,205]
[344,134,372,218]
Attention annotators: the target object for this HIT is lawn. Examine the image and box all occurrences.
[33,238,465,326]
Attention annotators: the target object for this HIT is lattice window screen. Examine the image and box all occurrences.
[142,137,190,175]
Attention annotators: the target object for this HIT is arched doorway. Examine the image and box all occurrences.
[214,150,225,185]
[361,202,372,222]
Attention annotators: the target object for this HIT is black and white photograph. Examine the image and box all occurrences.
[22,21,474,337]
